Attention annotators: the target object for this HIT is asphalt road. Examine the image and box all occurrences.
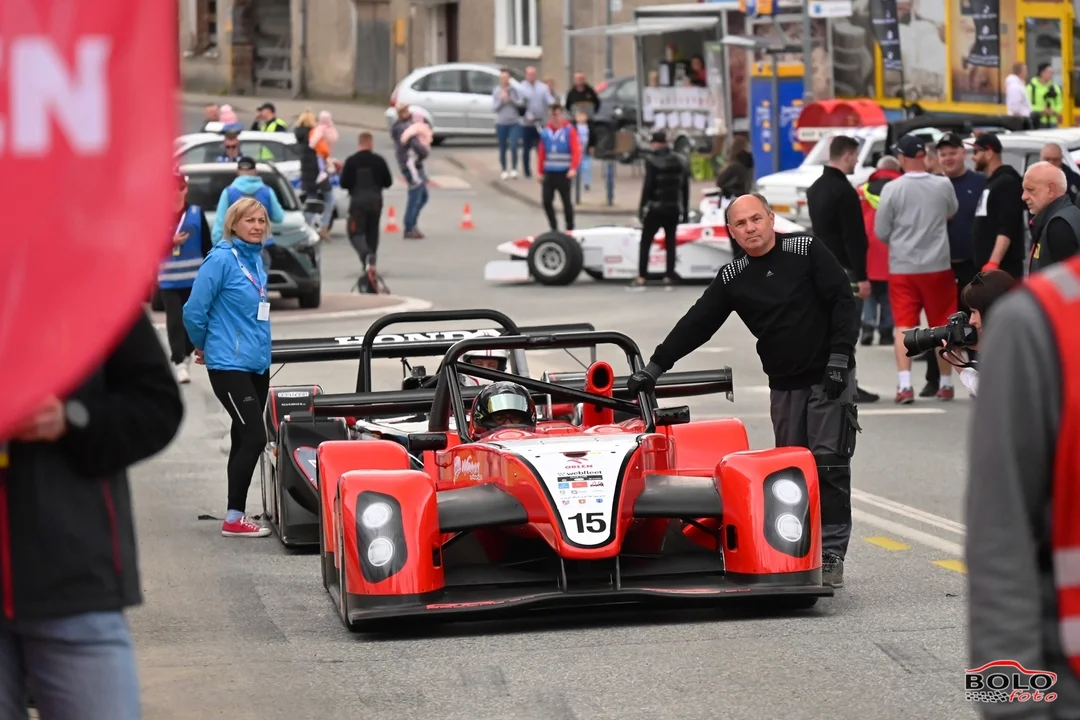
[129,108,977,719]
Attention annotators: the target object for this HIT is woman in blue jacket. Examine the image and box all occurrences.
[183,197,274,538]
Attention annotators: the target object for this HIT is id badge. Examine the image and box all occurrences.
[257,302,271,322]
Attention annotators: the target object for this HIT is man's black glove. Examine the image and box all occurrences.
[822,353,850,401]
[627,362,664,396]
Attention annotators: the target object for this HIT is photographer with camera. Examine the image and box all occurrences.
[965,256,1080,714]
[902,269,1017,398]
[628,193,859,589]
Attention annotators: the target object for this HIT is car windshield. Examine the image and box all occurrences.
[184,171,300,214]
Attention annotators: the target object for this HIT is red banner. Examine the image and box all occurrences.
[0,0,176,438]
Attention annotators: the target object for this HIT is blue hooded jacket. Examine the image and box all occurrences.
[182,239,272,374]
[211,175,285,244]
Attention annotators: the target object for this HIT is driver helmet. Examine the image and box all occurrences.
[469,381,536,436]
[460,348,509,387]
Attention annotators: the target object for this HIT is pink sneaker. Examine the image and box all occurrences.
[221,516,271,538]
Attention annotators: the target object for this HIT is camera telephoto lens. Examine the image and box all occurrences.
[902,326,949,358]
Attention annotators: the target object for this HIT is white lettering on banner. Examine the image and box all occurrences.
[276,391,310,398]
[5,37,111,155]
[453,455,482,481]
[333,328,502,346]
[506,435,640,546]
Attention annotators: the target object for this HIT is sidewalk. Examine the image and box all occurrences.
[443,147,716,216]
[182,91,387,131]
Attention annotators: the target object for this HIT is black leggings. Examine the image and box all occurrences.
[208,370,270,514]
[160,288,195,365]
[348,198,382,266]
[542,172,574,231]
[639,208,679,278]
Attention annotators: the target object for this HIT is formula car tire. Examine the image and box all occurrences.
[298,285,322,309]
[527,231,583,286]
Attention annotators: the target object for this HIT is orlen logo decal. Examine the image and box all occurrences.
[293,447,318,488]
[965,660,1058,704]
[277,391,310,398]
[453,456,482,480]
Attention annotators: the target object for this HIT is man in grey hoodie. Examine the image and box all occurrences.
[517,66,555,179]
[874,134,960,404]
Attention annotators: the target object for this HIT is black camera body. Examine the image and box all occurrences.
[902,311,979,358]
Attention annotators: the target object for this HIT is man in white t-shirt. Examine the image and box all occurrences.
[1004,62,1032,121]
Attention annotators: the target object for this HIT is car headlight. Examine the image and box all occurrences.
[771,478,803,505]
[775,513,803,543]
[361,501,393,529]
[367,537,395,567]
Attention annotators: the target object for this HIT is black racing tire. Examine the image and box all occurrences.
[527,231,584,286]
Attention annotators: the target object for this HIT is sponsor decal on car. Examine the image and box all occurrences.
[332,328,502,346]
[453,455,482,481]
[276,391,311,398]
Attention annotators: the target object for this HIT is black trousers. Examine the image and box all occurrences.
[925,259,978,385]
[542,172,574,231]
[769,374,859,559]
[160,288,194,365]
[639,208,680,278]
[208,369,270,514]
[348,197,382,266]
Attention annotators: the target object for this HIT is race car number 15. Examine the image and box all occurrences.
[568,512,607,534]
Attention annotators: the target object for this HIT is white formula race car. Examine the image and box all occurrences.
[483,196,806,286]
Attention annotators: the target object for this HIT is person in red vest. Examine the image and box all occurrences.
[858,156,901,346]
[966,255,1080,713]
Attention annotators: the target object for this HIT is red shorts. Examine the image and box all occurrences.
[888,270,958,328]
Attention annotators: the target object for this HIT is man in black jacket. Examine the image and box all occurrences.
[339,131,394,289]
[971,133,1027,279]
[1024,160,1080,274]
[628,132,689,291]
[0,310,183,718]
[806,134,878,403]
[627,193,860,588]
[564,72,601,119]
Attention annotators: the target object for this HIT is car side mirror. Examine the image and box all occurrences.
[408,433,448,453]
[654,406,690,426]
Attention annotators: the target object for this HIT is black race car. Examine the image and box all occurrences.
[260,309,595,549]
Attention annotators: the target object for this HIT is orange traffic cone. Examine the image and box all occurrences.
[384,206,400,232]
[460,203,474,230]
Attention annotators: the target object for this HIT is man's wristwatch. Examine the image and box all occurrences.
[64,400,90,430]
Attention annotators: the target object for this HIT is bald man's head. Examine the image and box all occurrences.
[1023,160,1069,216]
[1040,142,1066,167]
[725,193,776,257]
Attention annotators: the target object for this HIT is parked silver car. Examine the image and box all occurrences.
[386,62,526,144]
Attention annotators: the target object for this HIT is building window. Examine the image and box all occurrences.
[496,0,540,58]
[196,0,218,54]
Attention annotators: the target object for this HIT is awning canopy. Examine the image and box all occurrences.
[566,16,720,38]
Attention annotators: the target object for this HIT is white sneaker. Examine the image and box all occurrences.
[510,170,519,179]
[501,171,509,180]
[175,363,191,384]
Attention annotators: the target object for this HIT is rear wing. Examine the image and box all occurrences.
[543,369,734,403]
[269,308,596,392]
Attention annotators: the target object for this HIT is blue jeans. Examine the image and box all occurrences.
[861,280,893,331]
[404,183,429,233]
[496,124,521,172]
[579,155,592,188]
[320,188,335,228]
[0,611,141,720]
[520,125,540,177]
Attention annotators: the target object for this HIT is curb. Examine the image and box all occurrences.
[151,295,433,331]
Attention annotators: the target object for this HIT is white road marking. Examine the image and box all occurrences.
[852,489,966,536]
[852,508,964,557]
[696,407,946,419]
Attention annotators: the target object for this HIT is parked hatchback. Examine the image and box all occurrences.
[386,62,526,144]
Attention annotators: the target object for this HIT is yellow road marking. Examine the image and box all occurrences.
[933,559,967,574]
[865,536,911,551]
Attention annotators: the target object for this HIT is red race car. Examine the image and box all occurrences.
[310,329,832,632]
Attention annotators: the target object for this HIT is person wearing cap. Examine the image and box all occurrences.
[251,102,289,133]
[157,172,212,385]
[536,104,581,234]
[1028,62,1064,129]
[874,134,960,403]
[1023,161,1080,275]
[971,132,1026,280]
[629,131,690,291]
[210,156,285,244]
[921,131,986,397]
